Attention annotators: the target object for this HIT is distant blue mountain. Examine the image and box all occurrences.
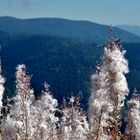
[0,16,140,43]
[117,25,140,37]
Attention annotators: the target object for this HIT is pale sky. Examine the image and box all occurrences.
[0,0,140,26]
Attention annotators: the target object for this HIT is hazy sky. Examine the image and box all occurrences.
[0,0,140,26]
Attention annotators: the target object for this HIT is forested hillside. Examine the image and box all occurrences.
[0,31,140,105]
[1,34,101,105]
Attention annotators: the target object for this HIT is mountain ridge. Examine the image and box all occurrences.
[0,16,140,43]
[117,25,140,37]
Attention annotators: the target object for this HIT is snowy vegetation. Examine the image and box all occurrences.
[0,38,140,140]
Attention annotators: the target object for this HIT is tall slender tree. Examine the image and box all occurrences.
[1,64,34,140]
[88,37,129,139]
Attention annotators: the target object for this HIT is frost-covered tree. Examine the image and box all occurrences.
[1,64,34,140]
[88,62,113,140]
[0,60,5,114]
[0,59,5,140]
[1,65,59,140]
[30,82,59,140]
[104,40,129,139]
[88,39,129,140]
[59,96,89,140]
[125,89,140,140]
